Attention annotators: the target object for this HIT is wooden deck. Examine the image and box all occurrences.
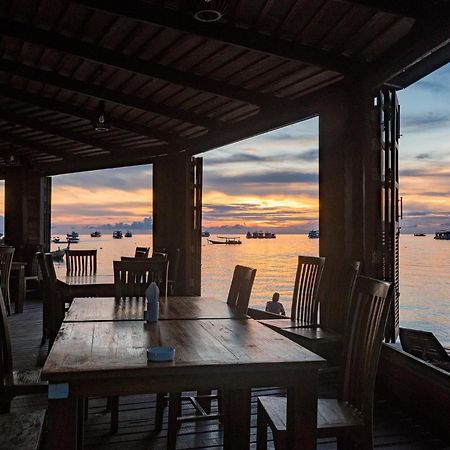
[8,300,450,449]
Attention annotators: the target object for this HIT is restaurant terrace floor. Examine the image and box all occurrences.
[9,300,450,450]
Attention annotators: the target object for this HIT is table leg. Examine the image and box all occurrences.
[222,388,251,450]
[15,266,25,314]
[48,396,78,450]
[286,370,318,450]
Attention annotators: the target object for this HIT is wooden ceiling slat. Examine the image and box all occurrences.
[0,18,279,108]
[0,59,215,129]
[71,0,356,74]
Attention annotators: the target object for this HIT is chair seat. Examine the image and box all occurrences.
[13,369,42,385]
[258,396,364,435]
[0,409,46,450]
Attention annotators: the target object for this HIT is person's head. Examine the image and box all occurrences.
[272,292,280,302]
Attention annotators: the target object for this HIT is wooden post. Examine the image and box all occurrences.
[4,168,51,264]
[153,154,202,295]
[319,83,379,330]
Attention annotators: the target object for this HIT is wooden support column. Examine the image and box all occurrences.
[153,154,202,296]
[4,168,51,264]
[319,83,379,330]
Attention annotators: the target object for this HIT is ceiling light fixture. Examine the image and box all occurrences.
[191,0,228,22]
[93,100,111,132]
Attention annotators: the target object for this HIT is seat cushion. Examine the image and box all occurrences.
[0,410,46,450]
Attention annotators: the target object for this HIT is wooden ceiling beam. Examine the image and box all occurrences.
[0,85,181,146]
[72,0,357,74]
[363,14,450,89]
[0,129,74,161]
[0,108,167,158]
[341,0,444,19]
[0,59,217,130]
[0,18,274,108]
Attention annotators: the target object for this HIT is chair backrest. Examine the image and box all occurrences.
[226,265,257,314]
[0,289,13,386]
[319,260,361,332]
[113,260,169,300]
[66,249,97,275]
[135,247,150,258]
[42,253,64,346]
[340,276,392,416]
[291,255,325,324]
[0,246,15,310]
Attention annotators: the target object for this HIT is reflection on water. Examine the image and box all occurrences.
[52,234,449,345]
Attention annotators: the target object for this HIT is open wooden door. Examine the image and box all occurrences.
[190,157,202,295]
[376,88,401,342]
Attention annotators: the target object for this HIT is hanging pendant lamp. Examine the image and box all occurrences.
[93,100,111,132]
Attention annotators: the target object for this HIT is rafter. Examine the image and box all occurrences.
[0,108,168,159]
[0,59,218,130]
[342,0,428,18]
[72,0,357,74]
[0,18,276,108]
[0,128,73,161]
[363,13,450,89]
[0,85,181,146]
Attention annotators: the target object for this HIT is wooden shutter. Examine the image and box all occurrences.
[190,157,203,295]
[376,89,401,342]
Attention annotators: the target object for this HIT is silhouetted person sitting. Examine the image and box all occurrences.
[265,292,285,315]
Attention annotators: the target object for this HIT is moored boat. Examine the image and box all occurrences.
[52,236,61,243]
[434,230,450,240]
[124,231,132,237]
[90,231,102,237]
[113,230,123,239]
[201,231,210,237]
[308,230,319,239]
[208,236,242,245]
[414,233,426,237]
[246,231,276,239]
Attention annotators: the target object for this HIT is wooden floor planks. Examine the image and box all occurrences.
[6,299,450,449]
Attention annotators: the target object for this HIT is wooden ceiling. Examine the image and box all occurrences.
[0,0,449,175]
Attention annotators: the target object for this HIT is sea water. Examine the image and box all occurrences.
[52,233,450,346]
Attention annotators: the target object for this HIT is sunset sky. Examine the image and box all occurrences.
[1,64,450,234]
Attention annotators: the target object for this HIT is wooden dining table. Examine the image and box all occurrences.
[42,318,325,450]
[64,295,248,322]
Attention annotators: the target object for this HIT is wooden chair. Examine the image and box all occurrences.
[0,288,47,414]
[39,253,67,349]
[113,259,169,300]
[134,246,150,258]
[161,265,257,449]
[0,246,15,315]
[66,249,97,275]
[226,264,257,314]
[291,255,325,325]
[256,276,393,450]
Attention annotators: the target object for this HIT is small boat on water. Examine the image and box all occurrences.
[67,231,79,239]
[52,237,61,243]
[434,230,450,240]
[208,236,242,245]
[308,230,319,239]
[113,230,123,239]
[90,231,102,237]
[124,231,132,237]
[414,233,426,237]
[201,231,210,237]
[246,231,276,239]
